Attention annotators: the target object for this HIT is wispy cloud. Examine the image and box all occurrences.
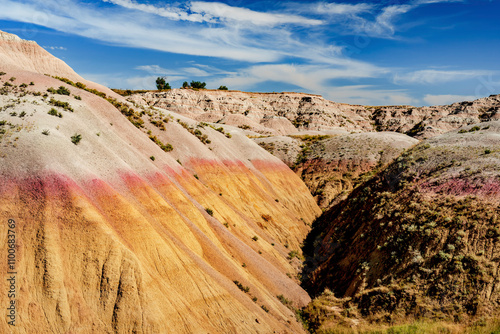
[102,0,205,22]
[312,3,373,15]
[214,63,408,105]
[0,0,284,62]
[43,45,67,50]
[136,64,234,78]
[104,0,322,26]
[423,94,476,106]
[394,69,496,84]
[190,1,322,26]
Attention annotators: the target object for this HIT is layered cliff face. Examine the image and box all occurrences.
[129,89,500,140]
[365,96,500,139]
[300,122,500,331]
[129,90,374,135]
[0,31,321,333]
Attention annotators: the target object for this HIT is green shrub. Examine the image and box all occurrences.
[218,85,228,90]
[252,236,259,241]
[148,135,173,152]
[190,81,206,89]
[205,208,214,216]
[48,108,62,118]
[150,156,155,161]
[288,250,300,260]
[233,281,250,293]
[49,98,73,111]
[277,294,292,307]
[71,133,82,145]
[156,77,171,90]
[261,305,269,313]
[42,129,50,135]
[56,86,70,95]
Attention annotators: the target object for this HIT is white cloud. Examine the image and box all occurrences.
[423,94,476,106]
[394,69,496,84]
[190,1,322,26]
[103,0,322,27]
[43,46,67,50]
[215,63,405,105]
[415,0,464,4]
[313,3,373,15]
[327,85,417,106]
[136,64,234,78]
[0,0,284,62]
[103,0,206,22]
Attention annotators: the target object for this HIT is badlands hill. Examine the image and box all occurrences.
[254,132,418,209]
[301,122,500,332]
[0,30,321,333]
[130,88,500,139]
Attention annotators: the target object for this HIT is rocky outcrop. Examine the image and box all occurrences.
[364,96,500,139]
[129,89,374,135]
[129,88,500,140]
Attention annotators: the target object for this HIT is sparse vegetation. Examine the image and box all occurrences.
[177,120,211,144]
[42,129,50,135]
[205,208,214,216]
[47,108,62,118]
[71,133,82,145]
[49,98,74,112]
[190,81,206,89]
[233,281,250,293]
[149,135,173,152]
[156,77,171,90]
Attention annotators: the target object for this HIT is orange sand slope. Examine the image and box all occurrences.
[0,30,320,333]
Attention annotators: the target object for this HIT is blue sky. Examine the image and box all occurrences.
[0,0,499,106]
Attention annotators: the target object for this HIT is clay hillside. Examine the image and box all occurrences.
[0,30,321,333]
[301,122,500,332]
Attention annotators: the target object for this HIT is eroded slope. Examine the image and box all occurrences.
[0,31,321,334]
[300,122,500,331]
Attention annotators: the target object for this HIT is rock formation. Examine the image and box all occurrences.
[301,121,500,331]
[0,30,321,333]
[129,88,500,140]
